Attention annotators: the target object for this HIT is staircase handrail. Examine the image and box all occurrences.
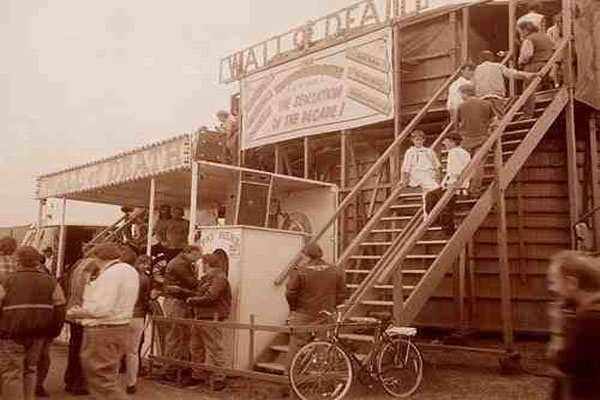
[273,65,466,285]
[88,208,147,246]
[375,37,568,286]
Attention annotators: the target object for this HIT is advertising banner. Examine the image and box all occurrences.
[37,135,191,199]
[240,27,394,149]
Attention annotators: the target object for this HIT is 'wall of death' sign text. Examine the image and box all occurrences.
[240,27,394,149]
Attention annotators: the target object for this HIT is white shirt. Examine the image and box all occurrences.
[401,146,440,190]
[446,76,471,112]
[80,261,139,326]
[473,61,522,99]
[442,147,471,189]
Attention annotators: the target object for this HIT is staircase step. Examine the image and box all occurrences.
[271,344,289,353]
[361,299,393,307]
[347,283,415,291]
[346,269,426,275]
[405,254,437,259]
[255,362,286,374]
[390,203,422,210]
[360,239,448,247]
[350,255,382,260]
[371,226,442,234]
[380,215,413,222]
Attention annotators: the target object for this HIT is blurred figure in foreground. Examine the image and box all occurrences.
[547,250,600,400]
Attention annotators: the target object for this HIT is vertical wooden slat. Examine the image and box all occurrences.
[304,136,309,179]
[146,178,156,257]
[458,248,467,331]
[508,0,517,96]
[248,314,256,369]
[494,138,514,351]
[449,12,458,70]
[188,162,199,245]
[589,115,600,250]
[391,21,402,183]
[264,175,274,228]
[467,239,476,326]
[274,145,280,175]
[234,171,243,224]
[340,131,347,250]
[393,267,404,326]
[461,7,469,63]
[516,173,526,283]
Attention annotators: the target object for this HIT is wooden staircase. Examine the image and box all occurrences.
[255,39,569,375]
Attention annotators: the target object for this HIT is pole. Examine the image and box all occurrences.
[589,115,600,250]
[189,162,200,245]
[146,178,156,257]
[391,18,402,183]
[56,198,67,278]
[37,199,45,229]
[508,0,516,96]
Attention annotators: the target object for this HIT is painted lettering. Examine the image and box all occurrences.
[244,48,260,74]
[344,4,360,31]
[325,12,342,37]
[360,0,381,26]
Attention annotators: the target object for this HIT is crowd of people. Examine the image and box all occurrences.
[0,231,232,400]
[400,3,565,233]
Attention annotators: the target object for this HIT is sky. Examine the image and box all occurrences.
[2,0,455,227]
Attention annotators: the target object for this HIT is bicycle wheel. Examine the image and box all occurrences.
[289,341,353,400]
[376,337,423,398]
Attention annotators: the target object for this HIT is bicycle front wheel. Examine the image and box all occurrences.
[376,337,423,398]
[289,341,353,400]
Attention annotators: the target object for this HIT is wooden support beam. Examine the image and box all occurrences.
[495,138,514,352]
[304,136,309,179]
[516,172,527,283]
[393,267,404,326]
[146,178,156,257]
[467,240,476,328]
[56,198,67,278]
[188,162,199,245]
[274,145,280,175]
[340,131,347,250]
[449,12,458,69]
[565,94,579,248]
[391,22,402,183]
[461,7,469,64]
[589,115,600,250]
[508,0,517,96]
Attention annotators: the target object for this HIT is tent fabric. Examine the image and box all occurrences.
[574,0,600,111]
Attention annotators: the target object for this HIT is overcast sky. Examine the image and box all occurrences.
[2,0,455,227]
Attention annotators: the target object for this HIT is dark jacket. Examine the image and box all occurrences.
[187,272,232,320]
[0,269,66,339]
[133,272,151,318]
[555,294,600,400]
[164,254,197,300]
[286,258,346,314]
[458,97,495,150]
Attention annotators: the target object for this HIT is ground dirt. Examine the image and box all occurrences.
[43,338,555,400]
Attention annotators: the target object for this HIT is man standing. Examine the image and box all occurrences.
[473,50,535,117]
[63,245,95,395]
[162,245,202,381]
[286,244,346,368]
[0,246,66,400]
[546,251,600,400]
[457,83,495,195]
[186,253,232,391]
[517,20,555,119]
[164,207,189,261]
[67,243,139,400]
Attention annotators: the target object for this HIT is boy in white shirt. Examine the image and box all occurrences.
[400,130,441,192]
[425,133,471,234]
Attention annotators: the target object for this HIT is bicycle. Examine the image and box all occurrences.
[289,306,423,400]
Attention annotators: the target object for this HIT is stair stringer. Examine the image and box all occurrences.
[401,87,569,324]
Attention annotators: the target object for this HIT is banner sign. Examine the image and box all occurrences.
[240,27,394,149]
[37,135,191,199]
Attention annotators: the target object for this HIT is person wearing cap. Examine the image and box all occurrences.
[0,246,66,400]
[0,236,18,284]
[400,130,441,193]
[285,243,346,372]
[66,243,139,400]
[424,133,471,234]
[186,253,232,391]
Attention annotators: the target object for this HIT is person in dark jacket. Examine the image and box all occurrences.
[0,246,66,400]
[285,243,346,370]
[186,253,232,391]
[547,250,600,400]
[161,245,202,381]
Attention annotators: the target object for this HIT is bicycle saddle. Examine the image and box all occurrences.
[386,327,417,337]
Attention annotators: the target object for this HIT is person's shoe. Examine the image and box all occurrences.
[36,386,50,397]
[211,380,227,392]
[126,385,137,394]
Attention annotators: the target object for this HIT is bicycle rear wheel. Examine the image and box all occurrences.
[289,341,353,400]
[376,337,423,398]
